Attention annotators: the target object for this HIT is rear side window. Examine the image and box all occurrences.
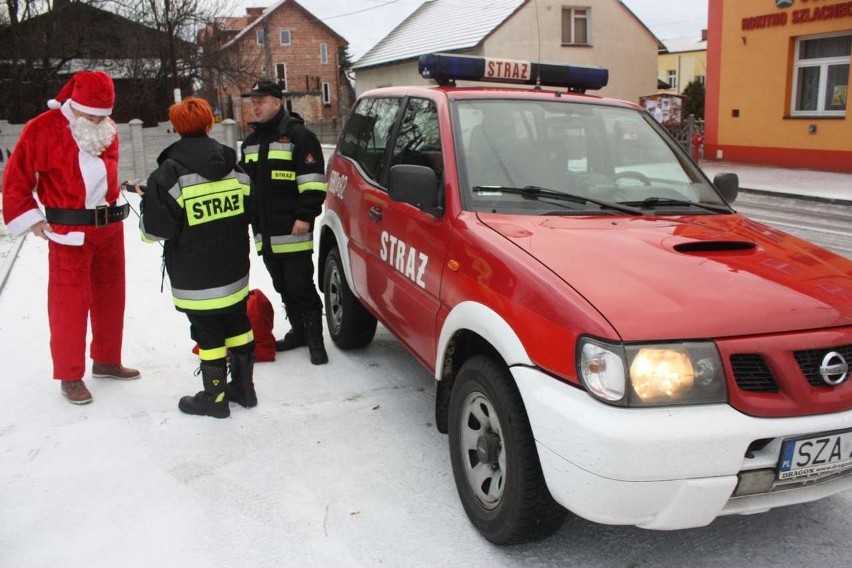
[339,97,402,183]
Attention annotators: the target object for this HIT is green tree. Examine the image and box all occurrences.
[682,78,705,120]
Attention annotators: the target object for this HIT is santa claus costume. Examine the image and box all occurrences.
[2,71,141,405]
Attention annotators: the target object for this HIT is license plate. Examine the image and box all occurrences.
[778,429,852,480]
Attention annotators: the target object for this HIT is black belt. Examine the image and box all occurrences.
[45,203,130,227]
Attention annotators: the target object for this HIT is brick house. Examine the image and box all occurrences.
[202,0,352,141]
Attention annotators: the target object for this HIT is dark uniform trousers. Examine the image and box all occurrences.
[188,303,255,361]
[262,252,323,314]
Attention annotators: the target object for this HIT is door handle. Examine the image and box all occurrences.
[369,206,382,220]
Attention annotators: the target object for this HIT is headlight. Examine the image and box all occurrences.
[577,338,726,406]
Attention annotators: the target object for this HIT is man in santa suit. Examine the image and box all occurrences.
[2,70,141,405]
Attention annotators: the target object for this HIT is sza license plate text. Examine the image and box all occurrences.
[778,429,852,480]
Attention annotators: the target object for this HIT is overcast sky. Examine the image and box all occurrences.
[235,0,709,60]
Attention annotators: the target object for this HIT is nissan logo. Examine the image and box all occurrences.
[820,352,849,386]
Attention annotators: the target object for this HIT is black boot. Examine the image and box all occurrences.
[179,362,230,419]
[304,310,329,365]
[226,351,257,408]
[275,305,307,352]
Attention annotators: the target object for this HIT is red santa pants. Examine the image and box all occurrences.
[47,222,126,381]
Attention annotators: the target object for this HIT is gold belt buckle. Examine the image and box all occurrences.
[94,205,109,227]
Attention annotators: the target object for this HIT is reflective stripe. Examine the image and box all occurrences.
[225,330,254,348]
[269,149,292,160]
[172,275,250,311]
[243,145,260,163]
[270,233,313,254]
[139,217,164,242]
[296,173,327,193]
[199,346,228,361]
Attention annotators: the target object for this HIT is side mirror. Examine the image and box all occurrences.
[713,172,739,204]
[388,164,443,216]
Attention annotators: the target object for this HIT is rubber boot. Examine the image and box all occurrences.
[304,310,329,365]
[275,305,307,352]
[179,362,230,419]
[226,351,257,408]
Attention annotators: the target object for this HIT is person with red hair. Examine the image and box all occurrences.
[2,70,141,405]
[139,96,256,418]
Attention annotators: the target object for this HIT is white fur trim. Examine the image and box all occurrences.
[5,208,45,240]
[47,99,62,110]
[70,99,112,116]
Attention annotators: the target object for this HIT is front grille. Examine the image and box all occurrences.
[794,344,852,387]
[731,354,779,392]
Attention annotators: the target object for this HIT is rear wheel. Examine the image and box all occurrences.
[448,355,566,545]
[323,248,377,349]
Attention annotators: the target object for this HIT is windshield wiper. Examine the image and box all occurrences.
[619,197,731,213]
[473,185,644,215]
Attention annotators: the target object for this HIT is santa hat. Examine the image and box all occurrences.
[47,71,115,116]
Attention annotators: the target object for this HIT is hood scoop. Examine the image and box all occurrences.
[673,240,757,255]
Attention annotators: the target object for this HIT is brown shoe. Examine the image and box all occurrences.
[61,380,93,405]
[92,362,141,380]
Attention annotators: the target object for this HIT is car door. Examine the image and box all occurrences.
[360,96,452,368]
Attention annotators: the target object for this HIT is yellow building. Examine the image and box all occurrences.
[706,0,851,172]
[658,32,708,94]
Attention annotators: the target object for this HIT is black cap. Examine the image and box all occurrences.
[242,80,283,99]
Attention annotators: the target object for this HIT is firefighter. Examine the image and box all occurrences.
[139,97,255,418]
[240,80,329,365]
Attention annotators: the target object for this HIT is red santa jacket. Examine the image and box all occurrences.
[1,103,119,239]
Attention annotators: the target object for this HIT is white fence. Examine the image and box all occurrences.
[0,119,239,189]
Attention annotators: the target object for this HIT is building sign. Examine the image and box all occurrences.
[743,0,852,30]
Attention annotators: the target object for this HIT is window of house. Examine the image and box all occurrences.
[561,7,590,45]
[667,70,678,91]
[256,29,265,45]
[792,33,850,116]
[339,97,402,184]
[322,82,331,105]
[276,63,288,92]
[320,43,329,64]
[280,29,291,46]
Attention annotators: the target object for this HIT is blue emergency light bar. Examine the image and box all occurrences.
[418,53,609,92]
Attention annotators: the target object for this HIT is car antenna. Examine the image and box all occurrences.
[534,0,543,90]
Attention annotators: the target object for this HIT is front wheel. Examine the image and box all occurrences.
[323,247,377,349]
[448,355,566,545]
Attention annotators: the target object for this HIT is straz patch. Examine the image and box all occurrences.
[271,170,296,181]
[186,189,244,226]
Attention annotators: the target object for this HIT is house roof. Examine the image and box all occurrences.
[353,0,664,71]
[221,0,347,50]
[353,0,527,70]
[661,37,708,54]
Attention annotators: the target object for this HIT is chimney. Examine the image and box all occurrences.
[246,7,265,22]
[701,29,708,42]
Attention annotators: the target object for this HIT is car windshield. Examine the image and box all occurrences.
[455,99,727,215]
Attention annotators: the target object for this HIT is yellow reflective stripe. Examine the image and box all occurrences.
[244,153,259,163]
[173,285,250,311]
[215,392,226,403]
[225,330,254,348]
[179,178,248,200]
[270,240,314,254]
[297,181,327,193]
[272,170,296,181]
[269,150,292,160]
[198,346,228,361]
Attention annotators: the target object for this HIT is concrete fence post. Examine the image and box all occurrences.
[129,119,146,182]
[221,119,237,151]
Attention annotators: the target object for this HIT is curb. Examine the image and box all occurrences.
[739,187,852,207]
[0,233,26,295]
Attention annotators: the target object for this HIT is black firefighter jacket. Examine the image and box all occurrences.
[141,135,253,315]
[240,110,327,256]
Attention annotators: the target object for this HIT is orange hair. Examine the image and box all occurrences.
[169,97,214,136]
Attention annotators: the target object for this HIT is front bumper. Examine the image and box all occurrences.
[513,367,852,529]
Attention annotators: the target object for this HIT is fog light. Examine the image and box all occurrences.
[734,469,776,496]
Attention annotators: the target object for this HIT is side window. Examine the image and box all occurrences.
[339,97,402,183]
[390,98,443,180]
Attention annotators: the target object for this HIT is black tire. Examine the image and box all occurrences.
[323,247,377,349]
[448,355,566,545]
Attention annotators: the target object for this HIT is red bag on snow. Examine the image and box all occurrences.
[192,289,277,362]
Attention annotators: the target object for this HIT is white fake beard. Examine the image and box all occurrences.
[69,116,117,156]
